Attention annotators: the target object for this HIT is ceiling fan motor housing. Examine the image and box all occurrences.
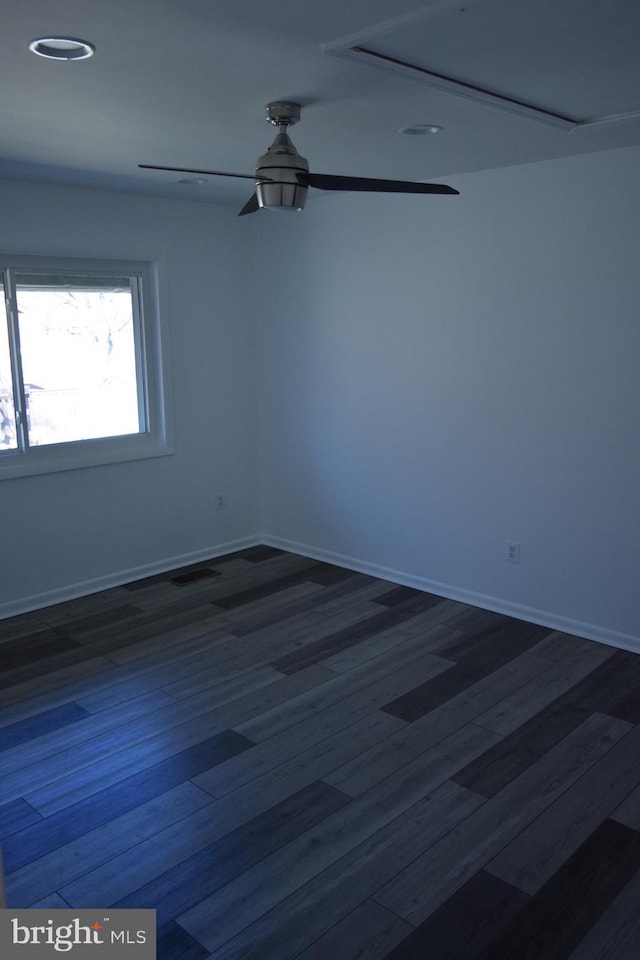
[256,102,308,211]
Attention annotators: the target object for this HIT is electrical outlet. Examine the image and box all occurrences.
[215,494,226,511]
[505,540,520,563]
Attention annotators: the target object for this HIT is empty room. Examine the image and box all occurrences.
[1,1,639,958]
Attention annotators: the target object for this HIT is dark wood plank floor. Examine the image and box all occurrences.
[1,546,640,959]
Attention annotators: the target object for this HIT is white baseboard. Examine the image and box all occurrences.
[0,535,261,620]
[261,533,640,656]
[5,531,638,657]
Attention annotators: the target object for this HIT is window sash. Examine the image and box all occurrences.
[0,255,171,479]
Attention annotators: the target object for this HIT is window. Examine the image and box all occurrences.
[0,256,171,478]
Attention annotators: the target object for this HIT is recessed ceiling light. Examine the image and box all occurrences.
[399,124,443,136]
[29,37,95,60]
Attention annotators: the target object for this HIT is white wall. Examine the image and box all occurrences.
[255,145,640,649]
[3,146,639,649]
[0,181,259,613]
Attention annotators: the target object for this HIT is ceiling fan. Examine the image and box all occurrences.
[139,102,459,216]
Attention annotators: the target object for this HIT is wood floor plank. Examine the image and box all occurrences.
[160,663,283,702]
[63,603,146,636]
[39,711,404,910]
[0,661,317,792]
[320,604,464,674]
[0,628,222,726]
[105,620,234,665]
[0,732,249,875]
[486,722,640,894]
[118,579,184,610]
[325,721,501,798]
[195,708,405,807]
[474,820,640,960]
[177,733,493,954]
[272,593,447,675]
[227,587,375,638]
[474,640,614,736]
[0,612,51,643]
[75,672,191,713]
[0,657,122,725]
[118,552,307,611]
[74,637,242,711]
[197,554,331,609]
[0,689,199,780]
[382,621,552,723]
[518,631,610,662]
[71,603,229,650]
[61,782,349,909]
[109,780,350,924]
[294,900,413,960]
[108,600,375,687]
[373,712,632,926]
[215,581,327,631]
[230,545,285,563]
[0,798,42,839]
[436,607,511,639]
[241,603,382,654]
[0,652,167,721]
[192,781,484,960]
[211,564,337,610]
[611,782,640,831]
[435,618,550,664]
[226,580,389,645]
[6,782,213,907]
[308,579,400,615]
[36,586,137,623]
[453,703,593,797]
[1,546,640,960]
[16,666,333,815]
[226,603,385,668]
[236,650,454,744]
[565,863,640,960]
[147,638,302,702]
[372,585,434,607]
[171,567,221,586]
[0,627,82,673]
[453,647,640,797]
[320,648,551,796]
[196,691,406,799]
[0,608,226,691]
[0,701,90,751]
[306,563,361,587]
[156,921,208,960]
[379,870,528,960]
[23,724,249,823]
[29,893,71,910]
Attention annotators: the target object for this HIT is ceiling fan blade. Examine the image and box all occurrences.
[302,173,459,195]
[238,193,260,217]
[139,164,270,181]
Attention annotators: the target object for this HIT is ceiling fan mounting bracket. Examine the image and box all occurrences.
[265,101,301,126]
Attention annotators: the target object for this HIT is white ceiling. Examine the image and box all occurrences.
[1,0,639,207]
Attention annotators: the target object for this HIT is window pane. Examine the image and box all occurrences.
[15,275,143,446]
[0,275,18,451]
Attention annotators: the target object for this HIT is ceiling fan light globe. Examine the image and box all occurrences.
[256,181,307,211]
[255,127,309,211]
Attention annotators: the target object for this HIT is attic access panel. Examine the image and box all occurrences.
[324,0,640,129]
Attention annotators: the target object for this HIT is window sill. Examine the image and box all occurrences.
[0,432,174,480]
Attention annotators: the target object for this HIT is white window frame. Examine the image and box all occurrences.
[0,254,173,480]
